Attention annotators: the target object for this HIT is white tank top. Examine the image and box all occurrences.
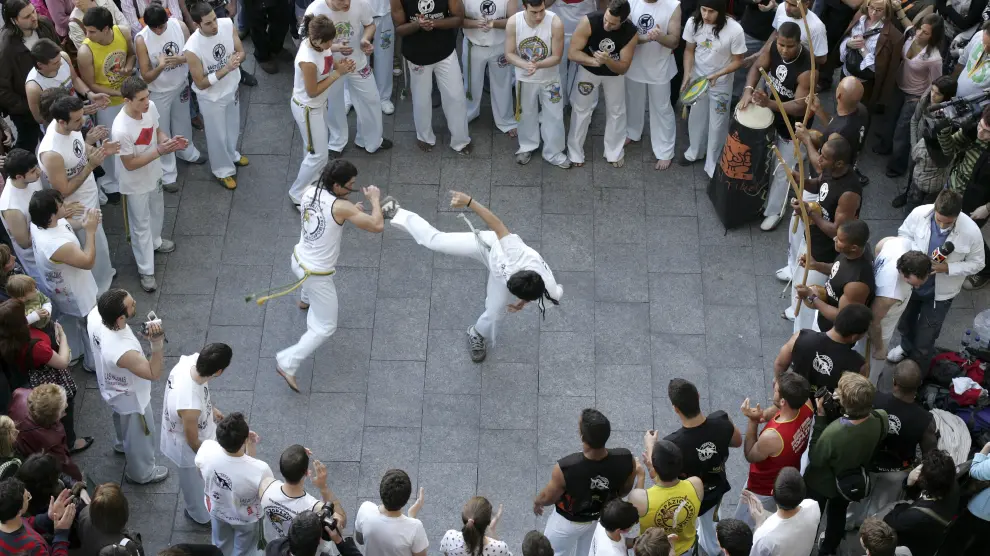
[31,219,99,317]
[38,121,101,210]
[292,38,335,108]
[183,17,239,102]
[553,0,596,35]
[139,19,188,93]
[514,10,558,83]
[26,53,75,96]
[260,481,336,553]
[295,187,344,272]
[626,0,679,84]
[87,308,151,415]
[464,0,509,47]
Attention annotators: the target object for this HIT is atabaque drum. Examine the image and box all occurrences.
[707,105,775,229]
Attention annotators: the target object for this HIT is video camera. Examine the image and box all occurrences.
[318,502,339,542]
[815,386,844,422]
[920,88,990,166]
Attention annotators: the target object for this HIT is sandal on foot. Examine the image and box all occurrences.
[276,367,301,393]
[69,436,95,454]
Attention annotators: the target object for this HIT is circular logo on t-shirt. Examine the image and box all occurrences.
[213,43,227,62]
[418,0,435,14]
[888,414,902,435]
[163,41,180,57]
[637,14,654,34]
[302,205,327,242]
[519,36,549,62]
[696,441,717,461]
[598,38,616,53]
[103,51,128,88]
[812,352,833,376]
[775,63,788,83]
[830,261,841,279]
[481,0,497,16]
[819,182,830,202]
[654,496,696,530]
[265,506,293,536]
[213,471,233,491]
[72,138,84,159]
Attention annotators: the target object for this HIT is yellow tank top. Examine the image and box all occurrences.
[83,26,128,106]
[638,481,701,556]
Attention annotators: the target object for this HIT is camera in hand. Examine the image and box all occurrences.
[140,311,162,336]
[921,89,990,166]
[318,502,338,541]
[816,386,844,422]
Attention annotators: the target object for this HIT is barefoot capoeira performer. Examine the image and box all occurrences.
[385,191,563,362]
[274,160,385,392]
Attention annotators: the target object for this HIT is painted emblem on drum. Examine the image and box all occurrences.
[213,43,226,61]
[775,64,788,82]
[547,82,562,103]
[519,37,549,62]
[819,182,829,202]
[577,82,594,95]
[497,55,509,67]
[719,131,754,181]
[637,14,654,34]
[418,0,435,14]
[481,0,497,16]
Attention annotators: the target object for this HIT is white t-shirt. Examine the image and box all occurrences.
[292,38,336,107]
[873,237,913,302]
[0,178,43,274]
[681,17,746,87]
[194,439,273,525]
[138,19,189,93]
[440,530,512,556]
[112,102,163,195]
[161,354,216,467]
[306,0,374,70]
[296,187,344,272]
[957,31,990,99]
[25,53,75,96]
[368,0,390,17]
[354,501,429,556]
[260,481,335,553]
[513,11,560,84]
[772,4,828,57]
[588,524,628,556]
[751,499,821,556]
[626,0,680,84]
[487,234,563,301]
[31,219,99,317]
[87,307,151,415]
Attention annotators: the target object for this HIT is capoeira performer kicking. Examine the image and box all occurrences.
[547,0,599,107]
[184,2,248,190]
[274,160,386,393]
[506,0,570,167]
[565,0,637,168]
[461,0,519,137]
[306,0,392,156]
[386,192,563,362]
[135,2,208,191]
[625,0,680,171]
[288,15,355,206]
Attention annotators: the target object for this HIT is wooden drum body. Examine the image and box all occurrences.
[707,105,776,229]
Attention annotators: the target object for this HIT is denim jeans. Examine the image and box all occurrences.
[879,88,919,175]
[896,292,954,370]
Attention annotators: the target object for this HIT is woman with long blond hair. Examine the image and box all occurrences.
[837,0,903,110]
[440,496,510,556]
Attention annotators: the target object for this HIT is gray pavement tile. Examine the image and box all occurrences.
[595,364,654,432]
[429,269,488,330]
[378,240,433,298]
[650,273,705,335]
[174,182,232,235]
[538,395,594,464]
[423,394,481,427]
[371,296,430,361]
[541,181,594,215]
[697,189,752,247]
[543,158,592,188]
[230,155,292,212]
[336,224,384,268]
[307,393,366,462]
[593,145,646,189]
[241,103,295,155]
[539,331,595,397]
[391,155,442,184]
[425,329,483,394]
[210,264,272,326]
[162,235,223,295]
[595,302,651,365]
[438,158,492,212]
[705,305,764,368]
[646,216,702,274]
[420,426,481,463]
[312,328,373,393]
[701,245,757,306]
[221,209,280,265]
[540,271,594,334]
[489,306,541,364]
[358,427,422,497]
[156,295,212,357]
[645,182,698,217]
[335,267,380,328]
[366,360,426,426]
[595,245,649,302]
[709,367,766,417]
[652,334,709,400]
[415,463,480,548]
[481,362,538,430]
[121,493,178,553]
[756,277,798,339]
[491,186,542,243]
[594,187,646,244]
[204,325,262,389]
[541,215,594,271]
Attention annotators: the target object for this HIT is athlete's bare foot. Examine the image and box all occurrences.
[655,159,672,171]
[417,140,433,152]
[572,162,585,167]
[276,366,301,393]
[298,301,310,310]
[624,137,635,146]
[507,129,518,138]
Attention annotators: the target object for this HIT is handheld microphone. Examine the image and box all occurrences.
[931,241,955,264]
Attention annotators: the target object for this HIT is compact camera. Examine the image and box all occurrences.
[140,311,162,336]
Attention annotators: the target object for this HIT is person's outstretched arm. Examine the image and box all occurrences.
[449,191,510,239]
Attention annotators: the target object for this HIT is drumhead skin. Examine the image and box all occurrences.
[680,78,710,106]
[735,105,774,130]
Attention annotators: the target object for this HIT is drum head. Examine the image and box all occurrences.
[735,105,774,130]
[680,78,710,106]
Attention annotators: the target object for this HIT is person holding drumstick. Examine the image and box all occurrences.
[677,0,746,178]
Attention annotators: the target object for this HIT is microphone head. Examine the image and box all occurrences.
[942,241,955,255]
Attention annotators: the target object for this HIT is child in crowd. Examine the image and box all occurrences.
[5,275,52,329]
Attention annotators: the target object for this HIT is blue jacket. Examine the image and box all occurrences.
[967,452,990,520]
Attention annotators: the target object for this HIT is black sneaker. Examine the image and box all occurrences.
[891,193,907,208]
[106,192,122,205]
[240,70,258,87]
[964,275,990,290]
[374,138,393,152]
[380,196,400,219]
[466,325,486,363]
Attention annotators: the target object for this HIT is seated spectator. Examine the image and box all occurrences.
[714,519,752,556]
[0,416,20,480]
[589,499,638,556]
[746,467,821,556]
[859,516,910,556]
[7,386,82,481]
[439,496,509,556]
[265,509,362,556]
[0,477,76,556]
[883,449,959,556]
[942,440,990,555]
[77,483,143,554]
[354,469,428,556]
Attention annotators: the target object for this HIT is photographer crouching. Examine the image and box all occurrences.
[266,509,362,556]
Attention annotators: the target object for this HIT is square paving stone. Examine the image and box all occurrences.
[491,186,542,243]
[701,245,757,306]
[482,362,538,430]
[204,325,262,389]
[650,273,705,335]
[429,269,488,330]
[539,331,595,396]
[366,360,425,426]
[652,334,710,400]
[594,187,646,244]
[595,364,654,431]
[542,215,594,271]
[595,302,651,365]
[378,240,434,299]
[311,328,373,393]
[210,264,272,326]
[425,329,483,394]
[705,305,764,368]
[540,271,595,334]
[307,393,366,461]
[646,216,702,274]
[371,296,430,361]
[595,245,649,302]
[358,427,422,497]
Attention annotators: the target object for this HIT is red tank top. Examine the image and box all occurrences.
[746,402,814,496]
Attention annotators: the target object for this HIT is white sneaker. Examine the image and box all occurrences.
[775,266,791,282]
[886,345,906,363]
[760,213,783,231]
[782,306,795,321]
[381,100,395,115]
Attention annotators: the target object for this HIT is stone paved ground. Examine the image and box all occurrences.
[64,48,990,556]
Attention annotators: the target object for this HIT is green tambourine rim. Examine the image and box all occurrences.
[680,78,710,105]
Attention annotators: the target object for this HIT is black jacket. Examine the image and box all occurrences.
[265,535,363,556]
[0,17,59,117]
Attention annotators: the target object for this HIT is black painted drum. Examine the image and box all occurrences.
[707,105,776,229]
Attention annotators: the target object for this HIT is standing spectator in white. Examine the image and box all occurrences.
[588,499,640,556]
[38,95,117,294]
[744,467,821,556]
[625,0,680,171]
[505,0,569,168]
[866,238,929,363]
[25,39,111,129]
[112,76,183,293]
[676,0,745,177]
[547,0,599,106]
[28,188,101,372]
[135,2,208,191]
[354,469,428,556]
[87,288,169,484]
[183,2,248,190]
[566,0,637,168]
[160,343,234,526]
[121,0,185,39]
[368,0,396,113]
[305,0,392,156]
[461,0,519,138]
[288,15,354,206]
[0,149,48,292]
[195,412,273,556]
[439,496,509,556]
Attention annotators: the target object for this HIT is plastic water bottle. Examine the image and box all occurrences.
[962,329,972,353]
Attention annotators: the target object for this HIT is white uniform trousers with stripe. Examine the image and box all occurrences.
[112,407,159,483]
[625,78,676,161]
[461,40,517,133]
[567,66,626,164]
[407,51,471,150]
[150,85,202,186]
[325,66,384,153]
[275,256,338,376]
[372,14,395,102]
[289,101,328,203]
[516,78,568,166]
[125,183,165,276]
[96,104,124,194]
[198,92,241,179]
[684,77,733,178]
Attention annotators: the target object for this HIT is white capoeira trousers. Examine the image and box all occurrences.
[326,66,384,153]
[289,101,328,203]
[516,78,568,166]
[390,208,511,343]
[62,314,95,370]
[695,504,721,556]
[96,104,124,194]
[198,93,241,179]
[543,509,596,556]
[150,84,202,185]
[567,66,626,164]
[112,407,158,483]
[461,40,516,133]
[212,517,261,556]
[125,184,165,276]
[766,137,798,217]
[407,52,471,150]
[73,220,114,293]
[372,14,395,102]
[625,78,676,161]
[684,77,733,178]
[178,465,210,524]
[275,256,338,376]
[790,249,828,333]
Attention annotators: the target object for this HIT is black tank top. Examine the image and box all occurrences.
[791,329,865,391]
[809,169,862,263]
[767,42,811,138]
[400,0,457,66]
[819,253,876,332]
[871,392,934,472]
[581,12,637,77]
[554,448,634,522]
[664,411,736,514]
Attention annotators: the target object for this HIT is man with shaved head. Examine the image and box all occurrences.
[807,76,871,185]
